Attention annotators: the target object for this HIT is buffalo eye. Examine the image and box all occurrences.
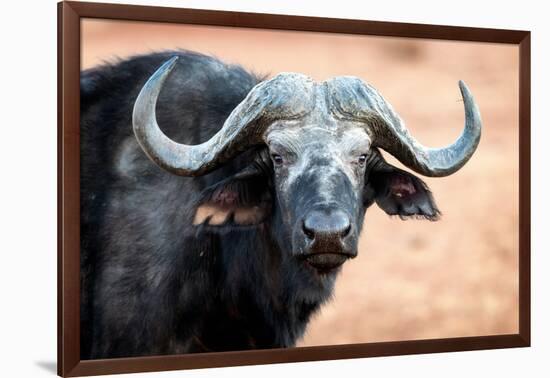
[357,154,367,166]
[271,154,283,166]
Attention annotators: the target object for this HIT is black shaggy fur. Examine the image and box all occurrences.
[80,50,439,359]
[81,51,326,359]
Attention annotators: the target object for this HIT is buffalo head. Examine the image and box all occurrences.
[132,56,481,275]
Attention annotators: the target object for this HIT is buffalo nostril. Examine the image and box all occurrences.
[302,221,315,240]
[303,209,352,241]
[341,223,352,238]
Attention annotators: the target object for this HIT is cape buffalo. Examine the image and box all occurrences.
[80,50,481,359]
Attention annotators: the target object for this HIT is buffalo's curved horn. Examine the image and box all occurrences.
[133,57,314,176]
[327,78,482,177]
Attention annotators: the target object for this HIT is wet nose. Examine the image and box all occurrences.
[302,209,351,242]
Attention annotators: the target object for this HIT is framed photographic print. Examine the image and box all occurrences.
[58,1,531,376]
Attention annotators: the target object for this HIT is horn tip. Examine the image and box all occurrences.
[139,56,179,96]
[458,80,477,105]
[163,56,179,71]
[458,80,472,96]
[156,56,179,76]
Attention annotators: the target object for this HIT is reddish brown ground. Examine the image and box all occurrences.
[82,19,519,346]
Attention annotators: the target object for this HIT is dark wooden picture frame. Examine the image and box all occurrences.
[58,1,531,376]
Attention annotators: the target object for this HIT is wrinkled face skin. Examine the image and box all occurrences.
[265,96,373,274]
[192,80,440,278]
[187,76,441,277]
[135,60,475,292]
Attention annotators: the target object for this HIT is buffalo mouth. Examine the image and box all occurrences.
[302,253,351,273]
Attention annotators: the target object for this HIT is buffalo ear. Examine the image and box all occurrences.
[367,163,440,221]
[193,166,272,227]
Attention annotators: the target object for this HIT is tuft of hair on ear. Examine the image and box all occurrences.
[394,211,441,222]
[394,178,441,222]
[397,213,441,221]
[369,162,442,221]
[192,167,272,228]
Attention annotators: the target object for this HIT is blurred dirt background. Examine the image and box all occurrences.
[81,19,519,346]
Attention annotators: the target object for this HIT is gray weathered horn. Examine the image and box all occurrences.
[327,78,482,177]
[133,57,314,176]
